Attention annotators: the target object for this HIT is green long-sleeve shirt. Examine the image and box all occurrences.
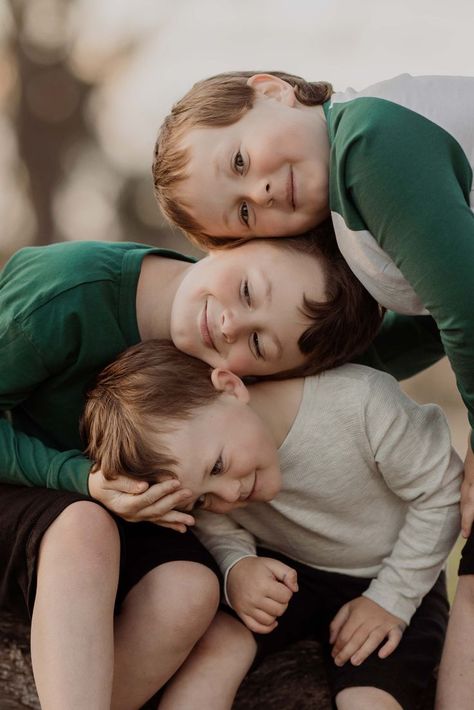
[325,74,474,446]
[0,240,192,494]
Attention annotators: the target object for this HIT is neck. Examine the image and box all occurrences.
[247,377,305,449]
[136,255,191,341]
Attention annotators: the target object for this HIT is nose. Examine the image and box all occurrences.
[249,180,273,207]
[218,478,243,503]
[221,309,243,343]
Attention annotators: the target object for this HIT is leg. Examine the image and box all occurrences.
[30,501,120,710]
[336,687,402,709]
[436,575,474,710]
[160,611,257,710]
[111,561,220,710]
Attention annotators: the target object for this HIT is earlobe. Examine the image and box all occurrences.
[247,73,296,107]
[211,368,250,403]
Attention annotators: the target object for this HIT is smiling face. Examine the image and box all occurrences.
[177,75,330,239]
[170,239,327,377]
[159,374,282,514]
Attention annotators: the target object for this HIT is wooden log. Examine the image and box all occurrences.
[0,611,436,709]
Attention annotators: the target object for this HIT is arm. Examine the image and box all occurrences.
[344,104,474,442]
[361,370,461,624]
[195,510,297,633]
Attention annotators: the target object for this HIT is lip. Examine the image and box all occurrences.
[241,473,258,502]
[200,299,217,351]
[287,167,296,211]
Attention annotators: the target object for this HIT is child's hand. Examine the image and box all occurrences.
[88,468,195,532]
[227,556,298,634]
[329,596,406,667]
[461,438,474,538]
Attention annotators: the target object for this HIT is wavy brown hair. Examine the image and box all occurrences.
[152,70,333,248]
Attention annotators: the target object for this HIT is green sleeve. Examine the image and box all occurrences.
[0,327,91,494]
[357,311,445,381]
[345,103,474,446]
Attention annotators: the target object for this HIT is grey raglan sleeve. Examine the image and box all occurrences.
[194,510,258,604]
[361,371,462,624]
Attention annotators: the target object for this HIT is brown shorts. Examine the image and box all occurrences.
[0,484,219,620]
[224,547,448,710]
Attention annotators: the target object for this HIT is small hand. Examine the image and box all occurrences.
[88,468,195,532]
[329,596,405,667]
[461,437,474,539]
[227,556,298,634]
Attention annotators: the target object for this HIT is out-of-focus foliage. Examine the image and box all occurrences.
[0,0,197,267]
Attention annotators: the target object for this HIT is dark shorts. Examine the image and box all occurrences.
[225,548,448,710]
[458,526,474,576]
[0,484,219,621]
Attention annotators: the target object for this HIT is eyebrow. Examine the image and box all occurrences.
[257,270,282,360]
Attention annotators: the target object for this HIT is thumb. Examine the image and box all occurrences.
[264,558,298,592]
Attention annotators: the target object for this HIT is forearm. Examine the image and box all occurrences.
[0,419,91,493]
[195,511,257,578]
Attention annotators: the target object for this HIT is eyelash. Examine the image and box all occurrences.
[241,280,263,359]
[233,151,249,227]
[211,455,224,476]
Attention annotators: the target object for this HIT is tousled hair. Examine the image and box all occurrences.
[260,222,384,378]
[152,70,333,248]
[81,341,218,483]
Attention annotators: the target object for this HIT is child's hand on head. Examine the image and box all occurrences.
[227,556,298,634]
[87,468,195,532]
[329,596,406,667]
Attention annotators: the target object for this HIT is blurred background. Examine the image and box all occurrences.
[1,0,473,592]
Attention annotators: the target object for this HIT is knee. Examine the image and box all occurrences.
[38,501,120,573]
[198,612,256,663]
[144,561,220,633]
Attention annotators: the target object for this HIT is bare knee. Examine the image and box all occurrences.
[38,501,120,576]
[336,686,402,710]
[197,611,256,665]
[135,561,220,636]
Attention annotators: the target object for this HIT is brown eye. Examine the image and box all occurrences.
[234,151,245,173]
[239,202,249,226]
[211,456,224,476]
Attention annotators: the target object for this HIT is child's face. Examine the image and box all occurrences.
[160,383,281,514]
[178,76,330,239]
[171,239,326,376]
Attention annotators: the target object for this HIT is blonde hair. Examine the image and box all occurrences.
[152,71,333,249]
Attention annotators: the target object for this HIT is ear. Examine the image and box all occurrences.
[210,368,250,404]
[247,73,296,107]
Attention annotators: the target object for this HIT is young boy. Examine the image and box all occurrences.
[83,339,462,710]
[0,229,380,708]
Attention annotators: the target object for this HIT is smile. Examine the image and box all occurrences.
[288,167,296,211]
[200,300,216,351]
[240,473,258,502]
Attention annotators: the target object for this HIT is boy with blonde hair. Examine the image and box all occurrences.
[83,339,462,710]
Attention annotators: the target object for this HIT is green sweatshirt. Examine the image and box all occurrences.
[324,73,474,445]
[0,240,193,494]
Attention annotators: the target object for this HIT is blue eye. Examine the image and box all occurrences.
[234,151,245,173]
[239,202,249,226]
[211,456,224,476]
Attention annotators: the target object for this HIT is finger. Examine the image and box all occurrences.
[154,521,188,533]
[263,582,293,605]
[333,627,373,667]
[151,509,195,526]
[329,604,350,644]
[461,505,474,538]
[265,559,299,592]
[134,481,189,508]
[251,608,279,627]
[242,613,277,635]
[350,628,390,666]
[259,598,289,618]
[378,626,404,659]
